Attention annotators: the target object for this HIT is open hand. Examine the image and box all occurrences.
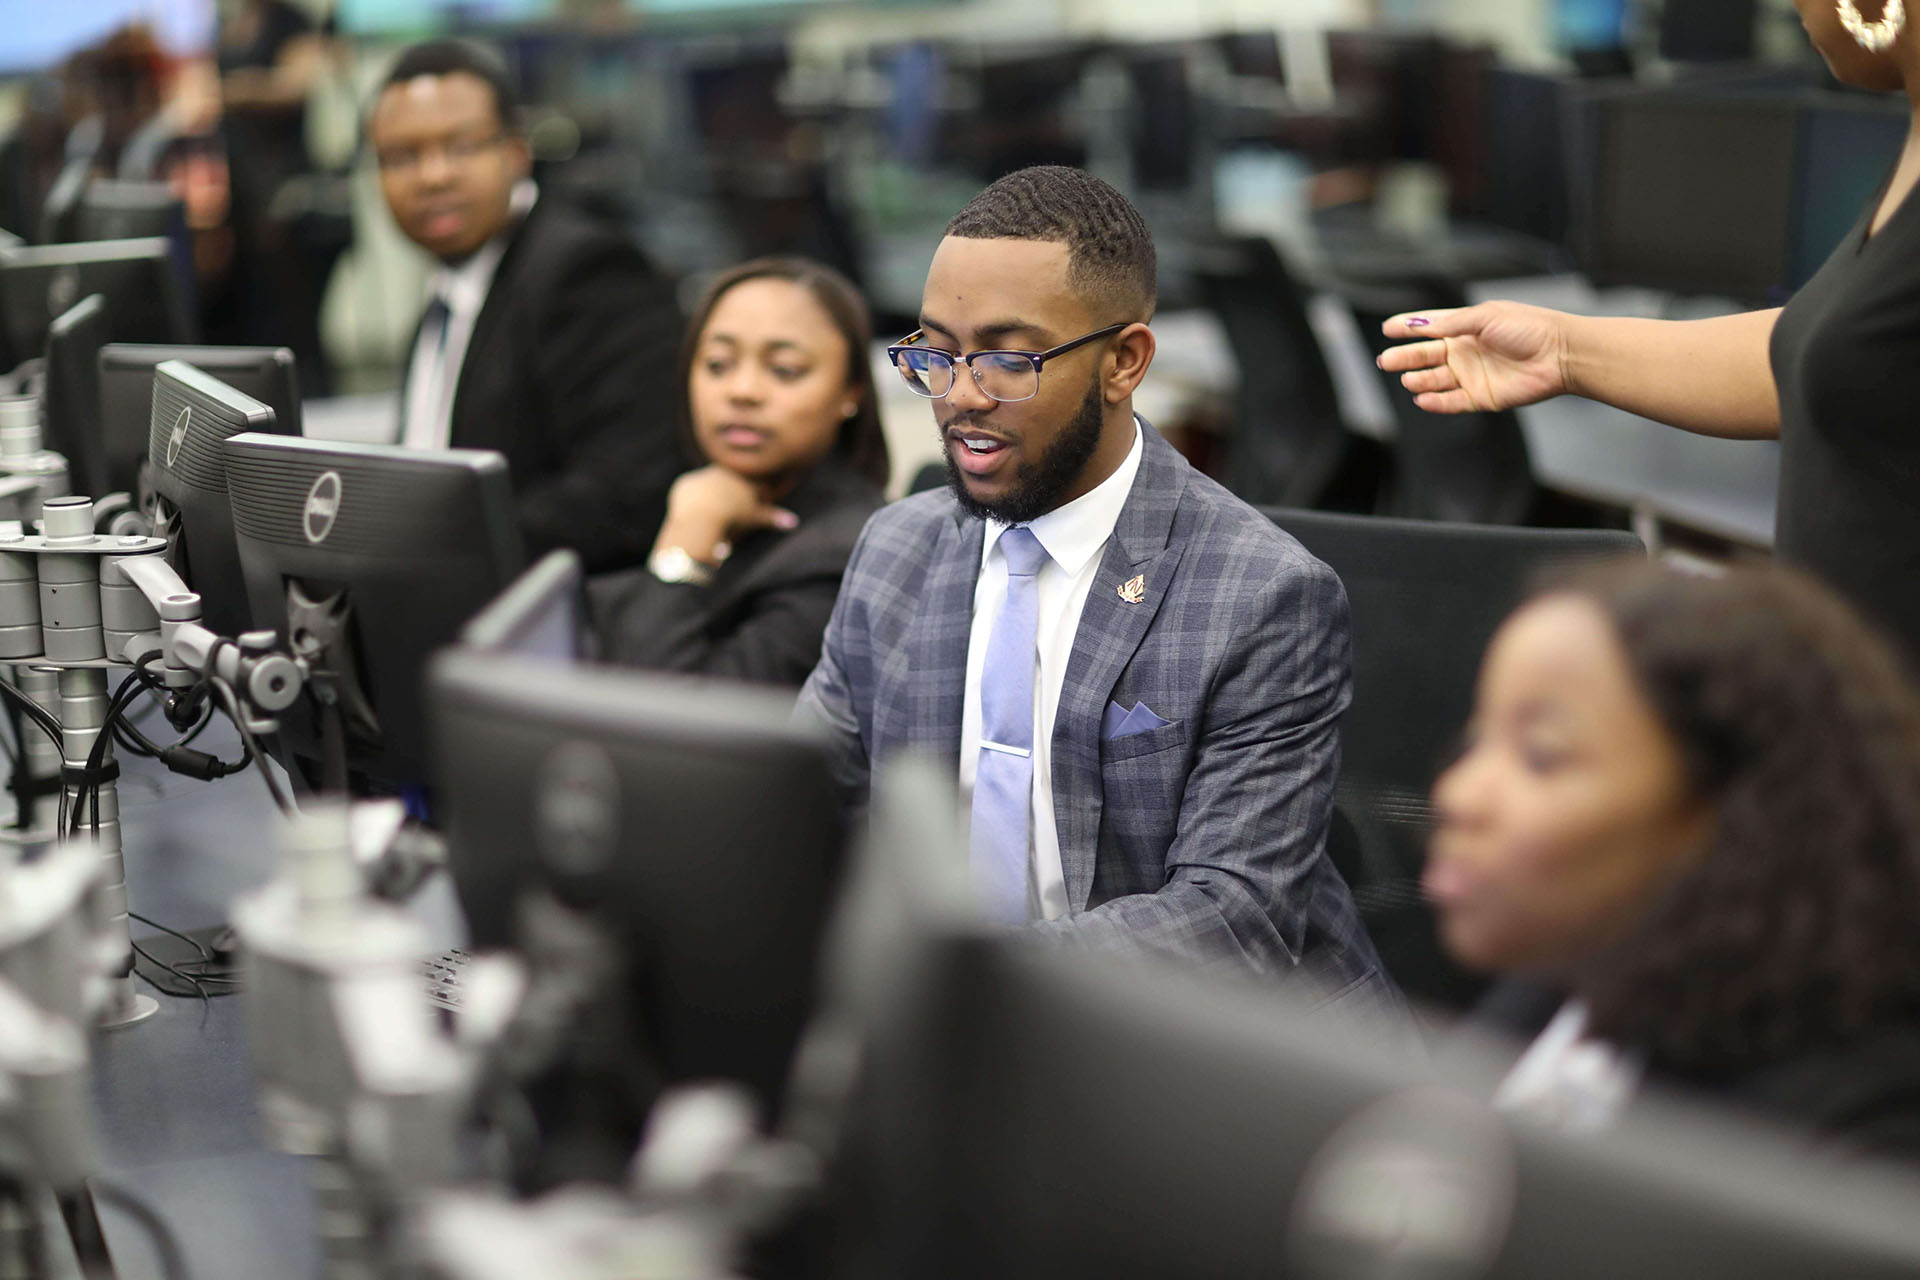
[1377,303,1575,415]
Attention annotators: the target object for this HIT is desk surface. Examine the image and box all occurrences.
[1466,276,1779,548]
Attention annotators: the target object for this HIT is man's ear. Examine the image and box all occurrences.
[505,132,533,180]
[1105,322,1156,404]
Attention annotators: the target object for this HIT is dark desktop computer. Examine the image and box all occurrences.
[42,294,109,499]
[1482,67,1575,249]
[1659,0,1760,63]
[427,649,848,1178]
[223,433,526,791]
[100,344,298,498]
[458,548,592,662]
[0,239,192,368]
[862,927,1920,1280]
[1578,88,1800,302]
[1789,92,1909,290]
[145,362,280,638]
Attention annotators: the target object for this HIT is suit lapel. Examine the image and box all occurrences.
[1052,423,1189,909]
[449,206,538,451]
[897,511,983,762]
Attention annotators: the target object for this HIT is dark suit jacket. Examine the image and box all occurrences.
[1473,982,1920,1161]
[400,197,685,573]
[797,421,1390,996]
[585,459,884,686]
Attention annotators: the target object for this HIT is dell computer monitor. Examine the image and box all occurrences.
[42,294,109,498]
[223,433,526,790]
[100,344,298,498]
[1580,90,1799,301]
[1789,94,1909,291]
[0,239,192,366]
[427,649,847,1161]
[459,548,590,661]
[866,931,1920,1280]
[74,180,188,244]
[147,361,278,638]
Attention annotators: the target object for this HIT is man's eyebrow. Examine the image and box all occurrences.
[916,314,1053,348]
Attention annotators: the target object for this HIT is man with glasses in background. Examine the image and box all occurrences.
[369,40,683,571]
[800,167,1392,1004]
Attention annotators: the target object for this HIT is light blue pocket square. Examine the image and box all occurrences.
[1103,700,1175,741]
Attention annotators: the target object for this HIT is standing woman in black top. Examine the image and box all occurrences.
[588,257,890,685]
[1378,0,1920,663]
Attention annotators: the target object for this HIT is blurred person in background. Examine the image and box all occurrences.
[369,39,684,572]
[203,0,343,391]
[1430,561,1920,1154]
[588,257,888,686]
[1379,0,1920,667]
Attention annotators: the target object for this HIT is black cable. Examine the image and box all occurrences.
[130,938,214,1006]
[208,677,294,816]
[71,667,154,839]
[0,673,65,744]
[128,910,214,962]
[88,1179,191,1280]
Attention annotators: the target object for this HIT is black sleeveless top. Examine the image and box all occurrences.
[1770,173,1920,666]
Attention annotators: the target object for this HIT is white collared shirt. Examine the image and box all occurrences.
[400,180,539,451]
[1493,1001,1646,1132]
[959,419,1145,920]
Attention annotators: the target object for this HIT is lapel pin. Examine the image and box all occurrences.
[1118,574,1146,605]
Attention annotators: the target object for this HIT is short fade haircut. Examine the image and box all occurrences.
[374,40,521,134]
[944,166,1157,323]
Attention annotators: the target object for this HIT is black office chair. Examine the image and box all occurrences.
[1191,234,1385,511]
[1342,275,1539,525]
[1263,506,1645,1009]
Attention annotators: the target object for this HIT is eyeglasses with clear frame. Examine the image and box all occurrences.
[885,323,1129,403]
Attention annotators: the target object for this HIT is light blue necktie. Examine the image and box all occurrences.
[971,526,1050,923]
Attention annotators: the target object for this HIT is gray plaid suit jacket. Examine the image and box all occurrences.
[797,422,1389,995]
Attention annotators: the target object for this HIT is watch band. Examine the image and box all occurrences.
[648,544,715,587]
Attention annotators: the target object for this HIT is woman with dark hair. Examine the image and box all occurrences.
[589,256,890,685]
[1428,561,1920,1150]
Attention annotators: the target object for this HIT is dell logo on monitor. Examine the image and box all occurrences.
[536,741,620,878]
[165,406,191,468]
[303,471,343,544]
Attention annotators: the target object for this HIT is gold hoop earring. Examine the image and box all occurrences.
[1839,0,1906,52]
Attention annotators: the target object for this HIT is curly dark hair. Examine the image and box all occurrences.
[1548,562,1920,1079]
[677,256,890,490]
[945,166,1157,323]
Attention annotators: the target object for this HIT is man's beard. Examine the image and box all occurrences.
[942,375,1106,526]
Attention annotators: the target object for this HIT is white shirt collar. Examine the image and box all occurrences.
[982,417,1144,577]
[429,179,538,310]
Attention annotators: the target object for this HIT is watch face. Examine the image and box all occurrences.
[651,546,710,585]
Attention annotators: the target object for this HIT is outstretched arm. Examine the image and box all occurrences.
[1377,302,1782,441]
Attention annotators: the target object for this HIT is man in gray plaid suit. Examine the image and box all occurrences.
[798,167,1388,998]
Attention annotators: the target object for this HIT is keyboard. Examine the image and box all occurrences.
[421,947,471,1011]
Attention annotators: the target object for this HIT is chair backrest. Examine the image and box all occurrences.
[1191,234,1353,509]
[1265,506,1644,1005]
[1344,277,1538,524]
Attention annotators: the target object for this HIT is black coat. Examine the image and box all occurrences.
[586,459,884,687]
[402,197,685,573]
[1472,982,1920,1162]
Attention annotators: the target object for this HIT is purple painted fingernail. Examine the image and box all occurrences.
[1406,316,1431,328]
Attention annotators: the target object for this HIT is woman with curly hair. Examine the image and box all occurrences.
[1427,561,1920,1151]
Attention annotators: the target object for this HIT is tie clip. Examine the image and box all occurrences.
[980,740,1031,758]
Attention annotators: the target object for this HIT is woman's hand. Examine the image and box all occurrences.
[1377,303,1577,415]
[652,465,799,565]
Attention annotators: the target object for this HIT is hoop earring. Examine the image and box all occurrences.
[1839,0,1906,52]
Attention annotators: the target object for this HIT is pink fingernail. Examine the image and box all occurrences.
[1406,317,1431,328]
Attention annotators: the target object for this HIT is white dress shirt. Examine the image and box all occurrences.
[959,420,1144,921]
[1493,1001,1645,1132]
[400,180,539,451]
